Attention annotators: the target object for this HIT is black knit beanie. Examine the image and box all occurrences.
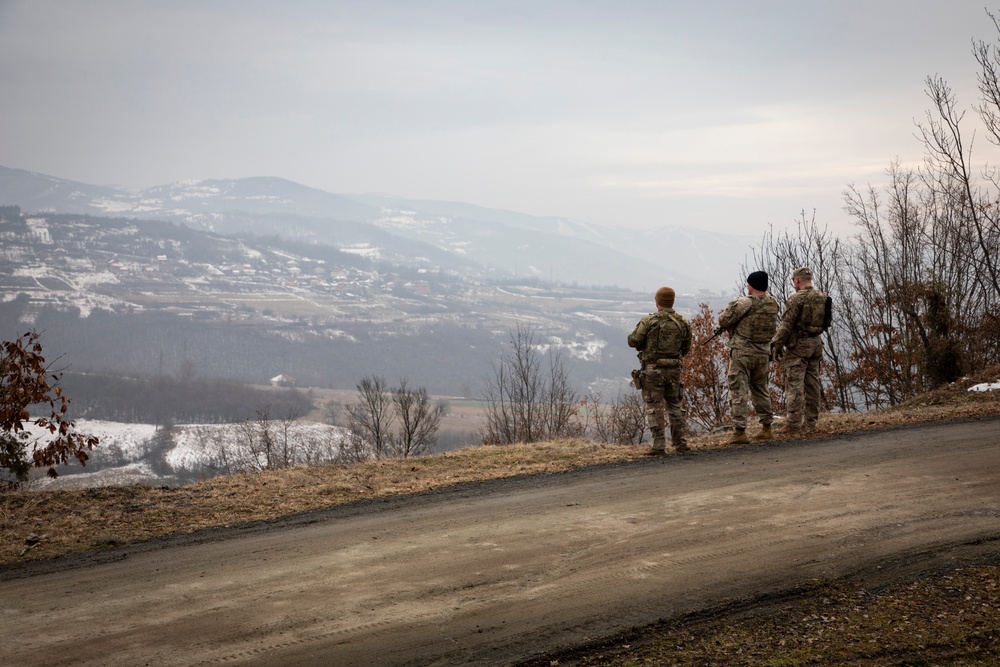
[747,271,768,291]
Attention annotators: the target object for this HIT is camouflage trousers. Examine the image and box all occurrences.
[727,349,773,429]
[640,363,687,447]
[782,335,823,429]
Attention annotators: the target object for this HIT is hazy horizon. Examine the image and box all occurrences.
[3,0,999,237]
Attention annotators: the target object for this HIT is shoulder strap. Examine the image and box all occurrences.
[727,297,756,329]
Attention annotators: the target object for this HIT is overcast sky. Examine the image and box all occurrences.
[2,0,998,235]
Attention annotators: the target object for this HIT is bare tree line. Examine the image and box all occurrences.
[202,405,344,474]
[742,24,1000,410]
[342,375,447,461]
[479,324,583,445]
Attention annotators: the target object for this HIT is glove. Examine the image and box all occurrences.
[771,343,784,362]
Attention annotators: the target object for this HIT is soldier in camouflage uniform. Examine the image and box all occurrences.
[771,267,828,433]
[718,271,779,444]
[628,286,692,454]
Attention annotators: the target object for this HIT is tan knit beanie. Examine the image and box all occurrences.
[655,286,675,308]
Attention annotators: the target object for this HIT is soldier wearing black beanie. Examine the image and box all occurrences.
[747,271,768,292]
[717,270,779,443]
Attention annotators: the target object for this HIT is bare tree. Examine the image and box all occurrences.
[343,376,445,460]
[543,344,582,439]
[346,375,395,460]
[205,413,346,474]
[480,324,580,445]
[745,212,853,411]
[322,400,341,426]
[585,391,646,445]
[389,379,446,458]
[922,74,1000,298]
[273,406,303,469]
[734,13,1000,412]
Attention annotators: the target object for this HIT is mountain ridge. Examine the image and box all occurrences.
[0,165,756,293]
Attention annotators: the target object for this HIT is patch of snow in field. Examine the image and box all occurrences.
[573,311,610,326]
[168,421,346,471]
[12,266,47,278]
[33,462,166,489]
[537,335,607,361]
[18,419,348,487]
[321,329,358,342]
[969,380,1000,392]
[22,419,157,459]
[90,197,141,213]
[340,244,381,259]
[168,424,227,470]
[68,270,121,287]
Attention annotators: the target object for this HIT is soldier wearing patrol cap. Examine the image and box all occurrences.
[771,267,828,433]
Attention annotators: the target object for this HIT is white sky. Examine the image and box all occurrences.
[2,0,998,235]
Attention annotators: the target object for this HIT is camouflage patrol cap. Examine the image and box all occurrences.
[792,266,813,281]
[655,286,676,308]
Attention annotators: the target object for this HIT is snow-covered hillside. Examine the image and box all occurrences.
[21,419,348,489]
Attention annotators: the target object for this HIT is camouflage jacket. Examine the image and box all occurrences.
[773,286,828,348]
[628,308,692,367]
[718,294,779,355]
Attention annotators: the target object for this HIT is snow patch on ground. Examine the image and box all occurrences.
[968,380,1000,392]
[21,419,157,459]
[20,419,348,488]
[167,421,345,472]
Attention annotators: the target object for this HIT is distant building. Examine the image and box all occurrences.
[270,373,296,387]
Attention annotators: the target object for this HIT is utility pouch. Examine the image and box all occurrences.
[631,368,643,390]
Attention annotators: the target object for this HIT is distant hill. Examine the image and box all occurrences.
[1,207,735,396]
[0,165,757,293]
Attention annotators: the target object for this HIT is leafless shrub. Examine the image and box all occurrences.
[205,407,347,474]
[584,391,645,445]
[479,324,580,445]
[344,375,446,460]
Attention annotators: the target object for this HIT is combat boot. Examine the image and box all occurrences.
[726,427,750,445]
[646,435,667,455]
[753,424,773,441]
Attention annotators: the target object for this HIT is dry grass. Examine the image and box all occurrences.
[0,438,661,564]
[3,367,1000,566]
[2,368,1000,664]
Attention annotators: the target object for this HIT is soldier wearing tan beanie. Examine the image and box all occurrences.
[628,286,691,454]
[655,286,675,309]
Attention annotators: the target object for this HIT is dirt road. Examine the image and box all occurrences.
[2,419,999,666]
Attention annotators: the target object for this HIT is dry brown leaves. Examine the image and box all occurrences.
[556,564,1000,666]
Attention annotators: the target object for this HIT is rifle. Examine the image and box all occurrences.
[702,326,726,346]
[703,296,758,346]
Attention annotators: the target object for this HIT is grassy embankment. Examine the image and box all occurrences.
[2,367,1000,665]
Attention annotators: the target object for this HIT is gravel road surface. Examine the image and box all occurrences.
[2,418,999,666]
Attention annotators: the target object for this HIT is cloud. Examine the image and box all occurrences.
[1,0,997,234]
